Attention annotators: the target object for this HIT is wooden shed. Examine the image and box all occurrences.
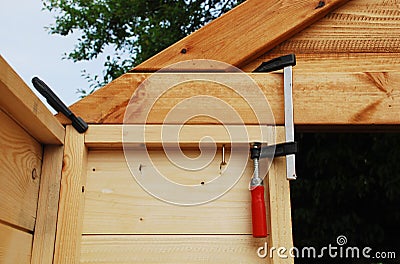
[1,0,399,263]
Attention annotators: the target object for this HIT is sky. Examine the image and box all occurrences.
[0,1,106,108]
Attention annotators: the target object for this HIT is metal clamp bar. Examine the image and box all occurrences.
[283,65,296,180]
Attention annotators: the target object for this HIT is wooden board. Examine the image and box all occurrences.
[0,109,42,231]
[83,148,256,234]
[0,56,64,145]
[242,53,400,73]
[54,126,88,264]
[31,145,64,264]
[265,127,293,262]
[0,223,33,264]
[85,124,273,148]
[133,0,349,71]
[57,72,400,127]
[81,235,269,264]
[262,0,400,54]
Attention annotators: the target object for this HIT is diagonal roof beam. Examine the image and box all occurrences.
[133,0,350,72]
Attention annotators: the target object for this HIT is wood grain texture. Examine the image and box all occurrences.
[0,109,42,231]
[242,53,400,73]
[265,0,400,54]
[0,56,64,144]
[57,72,400,127]
[80,235,269,264]
[85,124,273,148]
[133,0,350,71]
[0,223,33,264]
[54,126,88,264]
[83,148,256,234]
[265,127,293,263]
[31,145,64,264]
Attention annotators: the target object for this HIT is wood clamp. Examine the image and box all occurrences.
[249,54,297,238]
[32,77,88,133]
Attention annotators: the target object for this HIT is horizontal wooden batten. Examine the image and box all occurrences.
[58,72,400,128]
[0,56,64,145]
[81,235,270,264]
[265,0,400,55]
[85,124,273,148]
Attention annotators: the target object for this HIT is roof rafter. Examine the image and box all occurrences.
[133,0,350,72]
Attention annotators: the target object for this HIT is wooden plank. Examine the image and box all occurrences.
[54,126,88,264]
[0,56,65,145]
[133,0,349,71]
[31,145,64,264]
[57,72,400,127]
[85,124,272,148]
[242,53,400,73]
[251,0,400,55]
[0,223,33,264]
[0,109,42,231]
[83,148,256,234]
[80,235,269,264]
[266,127,293,263]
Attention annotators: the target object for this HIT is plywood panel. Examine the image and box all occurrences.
[83,148,259,234]
[0,109,42,231]
[0,223,33,264]
[81,235,269,264]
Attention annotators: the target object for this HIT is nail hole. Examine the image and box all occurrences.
[31,168,37,180]
[201,181,205,185]
[82,186,85,193]
[181,48,187,54]
[92,168,96,172]
[139,217,143,221]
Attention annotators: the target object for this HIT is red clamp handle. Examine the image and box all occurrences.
[251,185,267,237]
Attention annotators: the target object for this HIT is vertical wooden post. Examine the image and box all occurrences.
[31,145,64,264]
[53,126,88,264]
[266,126,294,263]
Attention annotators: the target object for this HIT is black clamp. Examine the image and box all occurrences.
[251,142,298,159]
[32,77,88,133]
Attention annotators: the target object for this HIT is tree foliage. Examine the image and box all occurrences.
[43,0,243,90]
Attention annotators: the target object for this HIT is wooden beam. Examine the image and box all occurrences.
[57,72,400,128]
[0,56,65,145]
[31,145,64,264]
[0,109,42,231]
[0,223,33,264]
[266,127,293,263]
[85,124,273,148]
[133,0,350,72]
[54,126,88,264]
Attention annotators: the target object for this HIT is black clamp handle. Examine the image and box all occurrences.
[32,77,88,133]
[253,54,296,73]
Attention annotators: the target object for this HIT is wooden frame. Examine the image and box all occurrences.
[53,124,293,263]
